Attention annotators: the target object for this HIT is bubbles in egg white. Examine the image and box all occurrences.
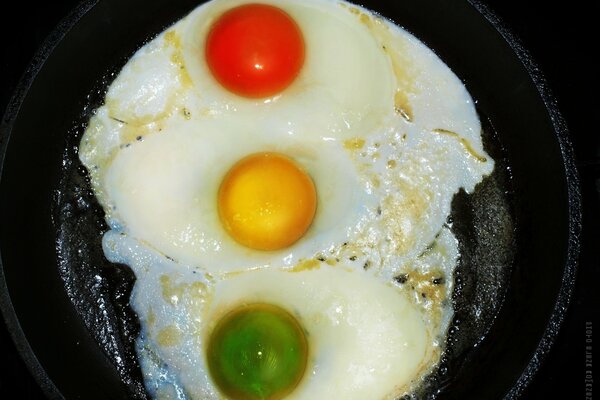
[79,0,495,398]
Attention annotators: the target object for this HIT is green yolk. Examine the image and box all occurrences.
[206,303,308,400]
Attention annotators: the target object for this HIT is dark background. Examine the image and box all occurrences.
[0,0,597,398]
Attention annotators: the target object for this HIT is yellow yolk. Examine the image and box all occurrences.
[218,153,317,251]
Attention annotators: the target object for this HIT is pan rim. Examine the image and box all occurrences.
[465,1,582,398]
[0,1,582,399]
[0,1,99,399]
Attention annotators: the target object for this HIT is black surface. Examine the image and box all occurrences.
[0,0,596,399]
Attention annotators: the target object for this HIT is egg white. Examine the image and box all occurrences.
[103,231,445,400]
[179,0,396,142]
[101,117,374,273]
[79,0,496,399]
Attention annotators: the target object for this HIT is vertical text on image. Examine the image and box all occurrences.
[585,321,592,400]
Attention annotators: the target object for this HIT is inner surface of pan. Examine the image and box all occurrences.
[54,100,515,400]
[0,0,579,399]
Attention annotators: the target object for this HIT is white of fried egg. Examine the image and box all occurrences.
[103,230,459,400]
[78,0,495,399]
[79,0,492,274]
[96,118,374,273]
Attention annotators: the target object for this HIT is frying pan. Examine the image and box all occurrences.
[0,0,581,399]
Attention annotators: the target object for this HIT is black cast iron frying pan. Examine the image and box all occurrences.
[0,0,581,399]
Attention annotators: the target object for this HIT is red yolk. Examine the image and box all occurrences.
[205,3,305,98]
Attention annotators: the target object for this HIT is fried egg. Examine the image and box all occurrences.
[96,117,374,273]
[101,226,460,399]
[79,0,494,399]
[103,229,456,399]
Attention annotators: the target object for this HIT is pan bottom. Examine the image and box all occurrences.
[53,85,515,399]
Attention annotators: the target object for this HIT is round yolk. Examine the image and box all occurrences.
[218,152,317,251]
[207,303,308,400]
[205,3,305,98]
